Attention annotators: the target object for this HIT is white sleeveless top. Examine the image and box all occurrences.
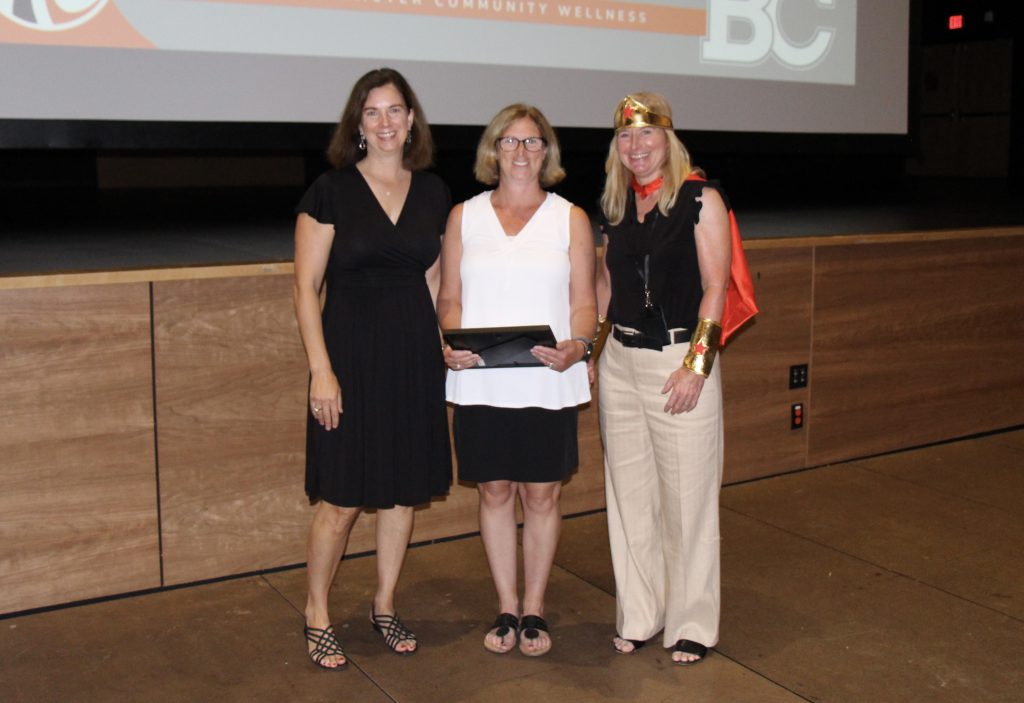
[445,191,590,409]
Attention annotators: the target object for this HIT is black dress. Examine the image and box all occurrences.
[296,166,452,508]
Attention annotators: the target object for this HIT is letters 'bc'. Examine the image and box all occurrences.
[701,0,838,69]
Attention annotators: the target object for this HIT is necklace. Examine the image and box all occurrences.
[371,175,396,197]
[359,162,406,198]
[631,176,664,199]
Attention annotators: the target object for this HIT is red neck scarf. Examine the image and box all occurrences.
[631,176,664,199]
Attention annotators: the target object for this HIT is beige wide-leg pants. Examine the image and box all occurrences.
[598,334,723,647]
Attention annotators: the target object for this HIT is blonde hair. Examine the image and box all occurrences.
[600,92,695,226]
[473,104,566,187]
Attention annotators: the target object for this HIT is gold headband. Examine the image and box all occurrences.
[614,95,673,130]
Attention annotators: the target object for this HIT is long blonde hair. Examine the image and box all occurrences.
[600,92,695,226]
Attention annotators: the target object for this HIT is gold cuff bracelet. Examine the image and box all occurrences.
[682,318,722,377]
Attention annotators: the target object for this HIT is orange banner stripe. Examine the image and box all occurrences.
[0,4,153,48]
[202,0,707,36]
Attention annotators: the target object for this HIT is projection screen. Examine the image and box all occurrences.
[0,0,908,136]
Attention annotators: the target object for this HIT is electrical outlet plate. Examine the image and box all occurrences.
[791,403,804,430]
[789,364,808,389]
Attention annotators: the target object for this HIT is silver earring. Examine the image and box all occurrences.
[406,132,413,145]
[358,134,366,151]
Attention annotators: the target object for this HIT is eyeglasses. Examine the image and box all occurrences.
[496,136,547,152]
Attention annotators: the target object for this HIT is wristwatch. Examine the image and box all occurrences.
[572,336,594,362]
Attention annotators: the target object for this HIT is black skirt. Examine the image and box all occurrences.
[452,405,579,483]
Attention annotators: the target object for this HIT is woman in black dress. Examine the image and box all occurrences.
[293,68,451,669]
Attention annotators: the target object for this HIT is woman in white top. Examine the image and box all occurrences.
[437,104,596,657]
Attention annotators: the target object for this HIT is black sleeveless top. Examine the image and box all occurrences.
[604,180,722,332]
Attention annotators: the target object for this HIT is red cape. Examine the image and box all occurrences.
[686,175,759,345]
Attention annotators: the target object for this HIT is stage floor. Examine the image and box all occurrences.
[2,429,1022,702]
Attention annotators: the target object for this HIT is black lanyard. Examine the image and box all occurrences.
[634,208,660,309]
[634,255,655,310]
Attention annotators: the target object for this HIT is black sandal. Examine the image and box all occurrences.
[484,613,519,654]
[304,624,347,670]
[518,615,551,657]
[671,639,709,666]
[370,610,417,656]
[613,636,646,655]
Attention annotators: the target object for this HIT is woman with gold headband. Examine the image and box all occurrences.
[596,93,730,665]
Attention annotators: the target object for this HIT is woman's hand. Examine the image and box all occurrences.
[310,370,342,430]
[443,345,481,371]
[532,339,585,373]
[661,366,705,414]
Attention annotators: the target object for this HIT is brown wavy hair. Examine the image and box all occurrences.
[326,68,433,170]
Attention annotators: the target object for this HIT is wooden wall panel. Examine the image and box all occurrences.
[809,235,1024,465]
[565,402,607,513]
[6,229,1021,611]
[409,401,605,547]
[154,276,313,585]
[0,284,159,614]
[154,275,606,585]
[721,247,813,483]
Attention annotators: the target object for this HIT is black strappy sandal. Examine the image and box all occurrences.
[304,624,348,670]
[518,615,551,657]
[613,636,646,655]
[370,610,417,656]
[671,639,709,666]
[484,612,519,654]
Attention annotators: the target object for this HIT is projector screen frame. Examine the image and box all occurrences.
[1,0,914,147]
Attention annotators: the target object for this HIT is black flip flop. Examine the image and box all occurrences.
[518,615,551,657]
[484,612,519,654]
